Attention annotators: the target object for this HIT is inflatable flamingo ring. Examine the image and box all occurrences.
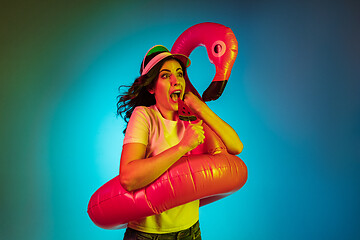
[87,22,247,230]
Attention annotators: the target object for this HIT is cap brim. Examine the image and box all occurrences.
[171,54,191,68]
[142,46,191,75]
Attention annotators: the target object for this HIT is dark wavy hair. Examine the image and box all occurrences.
[117,53,187,133]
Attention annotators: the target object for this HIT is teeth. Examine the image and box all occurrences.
[169,90,182,102]
[170,90,181,102]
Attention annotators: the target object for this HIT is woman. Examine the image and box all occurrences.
[117,45,243,240]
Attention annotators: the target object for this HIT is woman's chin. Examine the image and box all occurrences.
[169,100,179,110]
[171,105,179,112]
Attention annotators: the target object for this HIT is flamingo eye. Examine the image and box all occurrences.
[212,40,226,57]
[214,44,222,54]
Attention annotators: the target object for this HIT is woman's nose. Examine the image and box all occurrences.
[170,74,180,85]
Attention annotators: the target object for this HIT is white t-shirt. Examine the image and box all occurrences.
[123,105,199,233]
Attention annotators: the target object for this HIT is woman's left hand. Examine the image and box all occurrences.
[183,92,205,114]
[183,91,243,155]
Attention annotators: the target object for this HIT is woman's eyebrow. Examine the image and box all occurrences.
[159,68,183,73]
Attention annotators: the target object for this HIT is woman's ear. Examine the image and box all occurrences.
[147,86,155,94]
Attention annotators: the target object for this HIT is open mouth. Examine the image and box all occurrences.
[170,90,181,103]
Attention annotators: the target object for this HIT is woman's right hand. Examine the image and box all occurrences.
[179,120,205,151]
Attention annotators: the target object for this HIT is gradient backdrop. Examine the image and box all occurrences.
[1,0,359,239]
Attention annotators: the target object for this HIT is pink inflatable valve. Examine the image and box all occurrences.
[171,22,238,101]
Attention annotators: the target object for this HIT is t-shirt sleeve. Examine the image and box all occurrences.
[123,106,150,145]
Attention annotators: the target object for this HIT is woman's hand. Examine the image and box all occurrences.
[183,92,243,155]
[183,92,206,114]
[179,120,205,151]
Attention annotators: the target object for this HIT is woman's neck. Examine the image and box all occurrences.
[155,104,178,121]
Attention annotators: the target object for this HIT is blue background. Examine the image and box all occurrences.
[1,0,359,239]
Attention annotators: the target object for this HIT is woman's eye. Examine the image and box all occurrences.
[178,72,183,77]
[161,74,169,79]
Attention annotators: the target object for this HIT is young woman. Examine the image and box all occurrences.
[117,45,243,240]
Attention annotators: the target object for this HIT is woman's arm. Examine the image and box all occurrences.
[120,121,204,192]
[184,92,243,155]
